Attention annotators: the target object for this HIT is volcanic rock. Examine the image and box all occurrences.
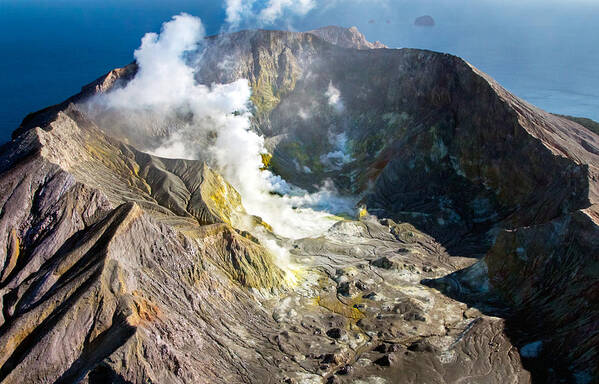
[307,26,387,50]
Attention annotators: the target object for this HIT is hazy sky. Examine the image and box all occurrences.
[1,0,598,142]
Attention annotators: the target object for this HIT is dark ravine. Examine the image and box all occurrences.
[0,26,597,383]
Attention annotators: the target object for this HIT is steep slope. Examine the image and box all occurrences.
[559,114,599,135]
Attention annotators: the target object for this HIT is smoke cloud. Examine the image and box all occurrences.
[85,13,356,274]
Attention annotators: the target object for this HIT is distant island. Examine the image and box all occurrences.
[415,15,435,27]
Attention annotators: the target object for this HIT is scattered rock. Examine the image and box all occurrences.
[355,280,369,291]
[372,256,396,269]
[337,365,352,375]
[464,307,482,319]
[326,328,344,339]
[404,311,426,322]
[322,352,344,365]
[362,292,378,300]
[408,341,435,353]
[374,355,392,366]
[337,281,355,297]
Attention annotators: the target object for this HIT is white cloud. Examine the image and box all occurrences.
[258,0,317,24]
[225,0,256,26]
[223,0,318,27]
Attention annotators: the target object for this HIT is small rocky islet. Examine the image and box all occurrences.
[414,16,435,27]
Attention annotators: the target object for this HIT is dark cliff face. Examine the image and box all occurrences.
[2,26,599,383]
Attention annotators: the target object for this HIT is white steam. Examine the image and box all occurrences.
[225,0,256,27]
[104,13,205,110]
[86,14,356,271]
[258,0,316,24]
[320,132,353,170]
[326,81,344,112]
[223,0,388,28]
[224,0,316,28]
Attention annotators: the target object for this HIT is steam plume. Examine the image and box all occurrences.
[224,0,316,28]
[85,14,356,273]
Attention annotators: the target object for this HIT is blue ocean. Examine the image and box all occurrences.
[1,0,598,143]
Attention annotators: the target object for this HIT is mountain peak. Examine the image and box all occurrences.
[306,25,387,49]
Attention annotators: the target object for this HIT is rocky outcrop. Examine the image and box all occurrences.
[306,26,387,50]
[423,204,599,381]
[200,26,383,125]
[0,195,284,383]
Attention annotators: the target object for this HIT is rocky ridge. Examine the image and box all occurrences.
[306,26,387,50]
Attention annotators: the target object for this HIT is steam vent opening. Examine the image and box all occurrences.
[2,7,599,384]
